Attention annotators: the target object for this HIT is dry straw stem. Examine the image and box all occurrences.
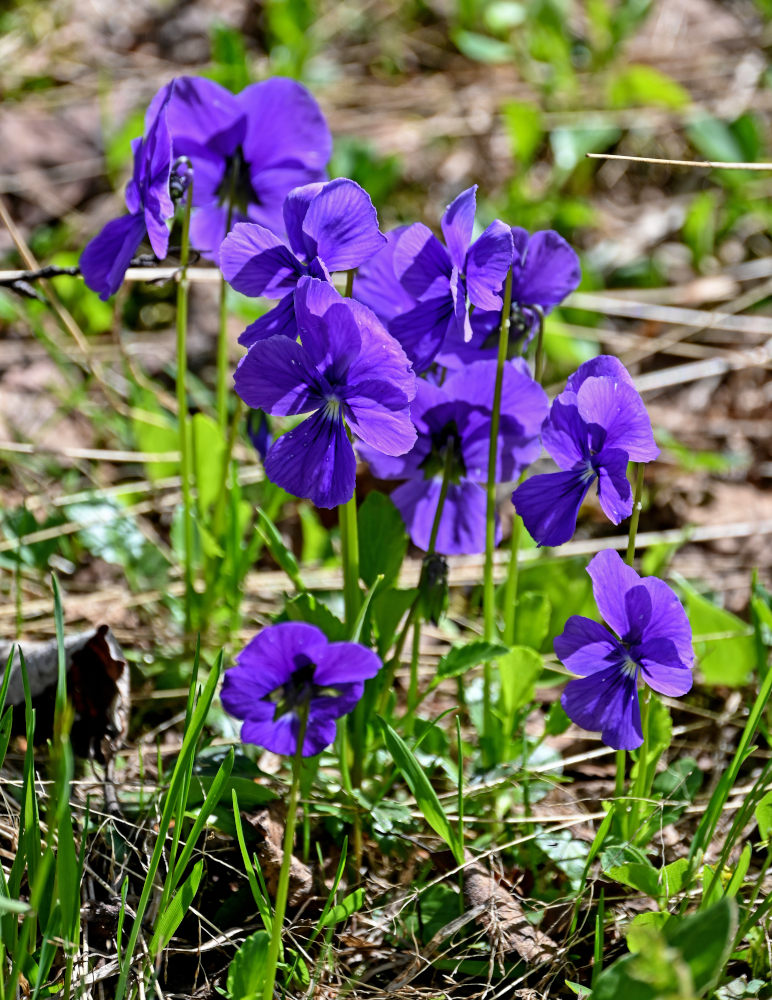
[587,153,772,170]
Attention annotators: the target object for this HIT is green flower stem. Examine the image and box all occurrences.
[503,477,525,646]
[627,687,651,840]
[339,490,361,629]
[263,710,308,1000]
[615,750,626,797]
[216,276,230,432]
[338,271,360,629]
[407,616,422,715]
[532,305,546,385]
[626,462,645,566]
[176,180,195,630]
[482,269,513,758]
[377,445,453,718]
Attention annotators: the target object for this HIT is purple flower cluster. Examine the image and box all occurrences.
[556,550,694,749]
[80,73,695,759]
[221,622,381,756]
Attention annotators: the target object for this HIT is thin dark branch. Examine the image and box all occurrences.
[0,249,197,301]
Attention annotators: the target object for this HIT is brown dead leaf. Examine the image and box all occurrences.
[249,804,313,907]
[2,624,129,761]
[464,860,558,965]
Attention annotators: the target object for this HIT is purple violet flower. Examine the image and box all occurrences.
[511,356,658,547]
[361,359,548,554]
[234,276,416,508]
[221,622,381,756]
[354,186,513,373]
[145,76,332,259]
[556,549,694,750]
[220,178,386,347]
[80,87,175,300]
[437,226,581,368]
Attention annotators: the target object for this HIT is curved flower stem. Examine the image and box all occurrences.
[482,269,513,759]
[263,710,308,1000]
[502,512,522,646]
[176,180,195,631]
[216,197,236,432]
[483,269,513,641]
[620,462,648,820]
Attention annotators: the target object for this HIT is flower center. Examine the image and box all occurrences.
[419,419,466,483]
[620,655,638,679]
[323,395,342,421]
[263,659,342,721]
[217,146,260,216]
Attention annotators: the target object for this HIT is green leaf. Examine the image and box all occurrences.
[681,582,755,686]
[535,829,589,890]
[150,859,203,952]
[0,896,32,915]
[724,842,751,898]
[379,719,463,864]
[606,860,660,898]
[131,393,179,481]
[191,413,226,511]
[544,701,571,736]
[371,587,416,658]
[519,557,596,643]
[625,911,670,953]
[209,22,252,92]
[320,888,365,927]
[435,640,508,682]
[186,774,275,811]
[647,697,672,758]
[452,28,513,63]
[503,100,543,168]
[227,929,270,1000]
[66,499,150,567]
[511,591,552,649]
[593,898,737,999]
[682,191,718,268]
[358,492,407,589]
[667,897,737,992]
[550,123,621,173]
[754,788,772,841]
[278,593,347,642]
[608,64,690,109]
[608,857,687,901]
[688,116,745,163]
[499,646,542,722]
[256,507,303,590]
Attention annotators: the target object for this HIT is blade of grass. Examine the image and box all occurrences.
[114,650,222,1000]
